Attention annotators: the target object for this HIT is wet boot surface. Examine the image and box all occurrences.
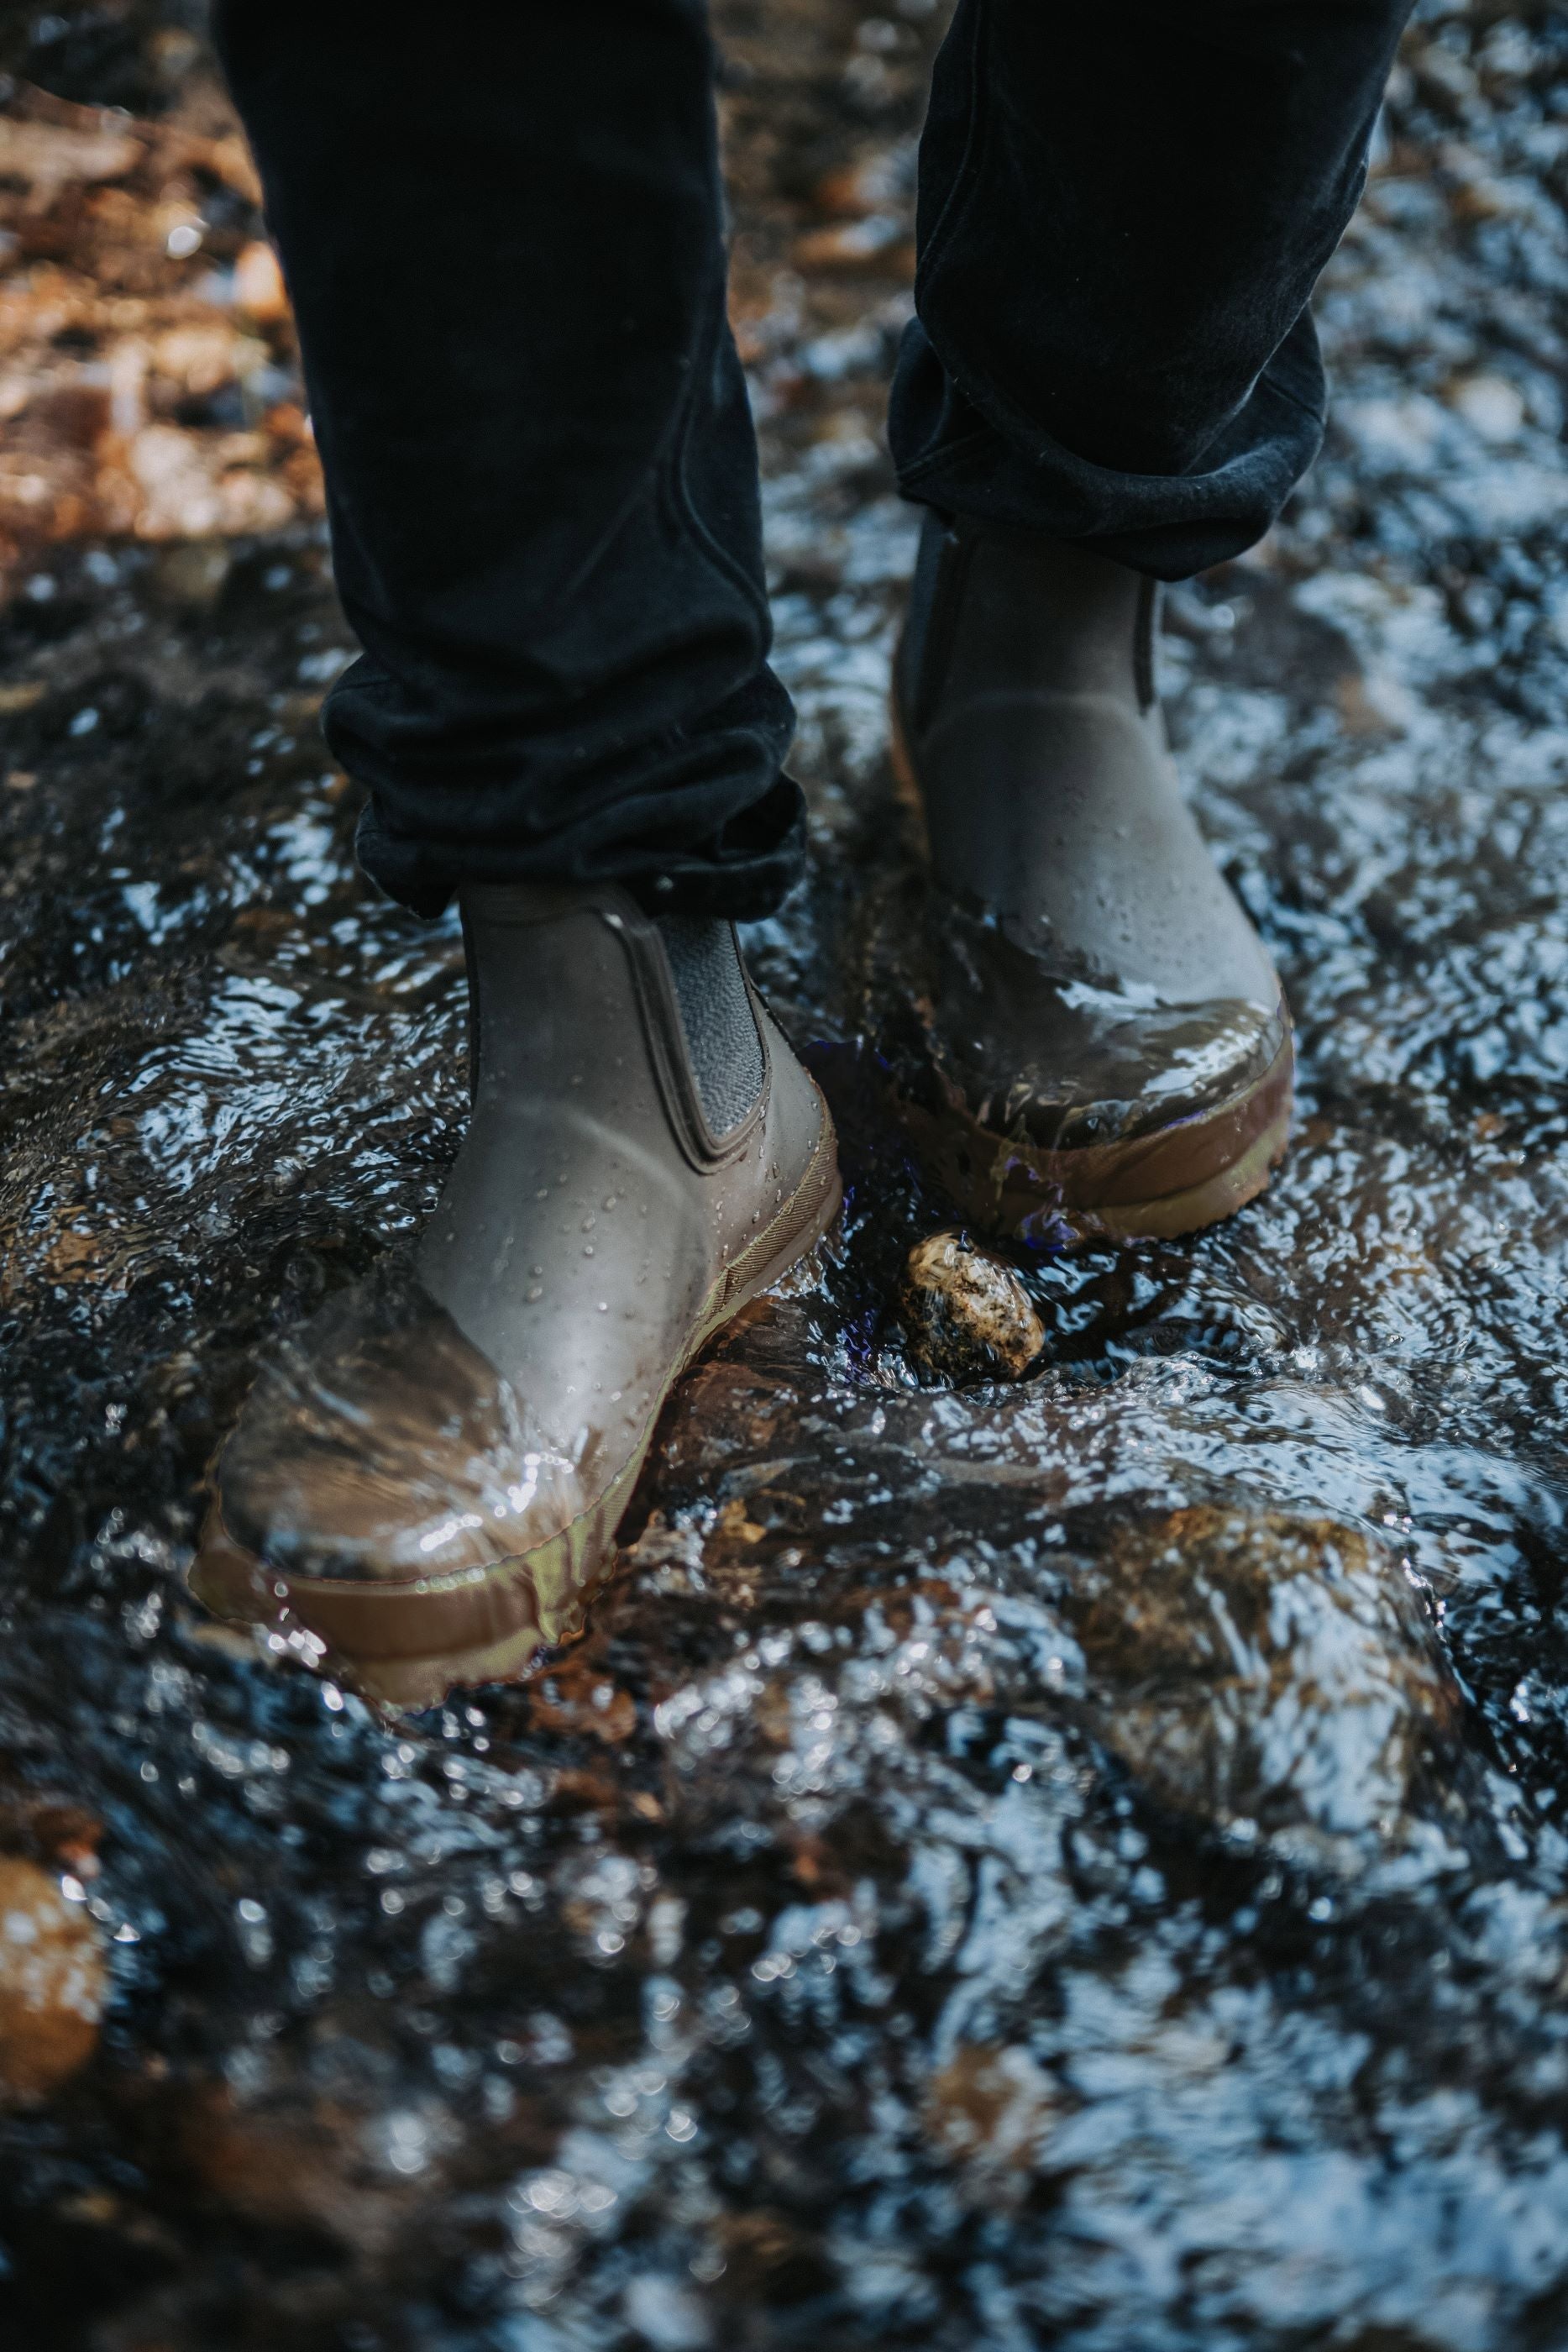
[3,5,1568,2349]
[890,517,1294,1242]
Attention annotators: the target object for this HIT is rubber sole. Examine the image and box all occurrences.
[888,696,1294,1244]
[899,1042,1293,1246]
[188,1100,842,1712]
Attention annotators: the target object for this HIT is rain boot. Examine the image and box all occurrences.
[892,512,1292,1245]
[191,885,841,1708]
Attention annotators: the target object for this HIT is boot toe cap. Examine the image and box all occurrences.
[212,1263,587,1586]
[908,959,1293,1244]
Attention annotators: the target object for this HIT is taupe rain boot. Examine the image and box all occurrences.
[191,885,840,1708]
[892,512,1293,1245]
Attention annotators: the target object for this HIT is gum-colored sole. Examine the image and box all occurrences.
[188,1102,842,1711]
[900,1031,1293,1247]
[1072,1089,1292,1240]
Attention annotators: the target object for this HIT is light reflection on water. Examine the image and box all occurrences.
[2,2,1568,2347]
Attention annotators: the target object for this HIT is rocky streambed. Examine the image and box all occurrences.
[3,3,1568,2346]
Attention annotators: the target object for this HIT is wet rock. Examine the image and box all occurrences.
[923,2042,1062,2180]
[1063,1508,1462,1866]
[711,2209,834,2307]
[176,2081,433,2257]
[151,538,233,611]
[896,1228,1045,1383]
[792,216,911,272]
[233,237,290,323]
[0,1788,103,1877]
[0,114,140,208]
[527,1660,637,1745]
[0,1856,107,2104]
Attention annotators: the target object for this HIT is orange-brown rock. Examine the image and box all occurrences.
[898,1229,1046,1383]
[0,1857,107,2104]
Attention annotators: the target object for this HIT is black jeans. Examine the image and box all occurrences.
[212,0,1412,923]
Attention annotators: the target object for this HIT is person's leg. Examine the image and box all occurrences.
[195,5,840,1702]
[211,0,800,920]
[894,0,1414,577]
[889,1,1411,1248]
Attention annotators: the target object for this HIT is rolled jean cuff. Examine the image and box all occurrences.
[889,309,1328,582]
[355,772,809,924]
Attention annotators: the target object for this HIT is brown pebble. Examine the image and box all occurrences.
[923,2041,1060,2175]
[897,1230,1046,1383]
[0,1856,107,2104]
[233,237,290,322]
[151,537,233,611]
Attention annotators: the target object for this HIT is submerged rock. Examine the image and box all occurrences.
[0,1856,107,2104]
[1063,1508,1462,1867]
[897,1229,1046,1383]
[923,2041,1062,2182]
[3,0,1568,2341]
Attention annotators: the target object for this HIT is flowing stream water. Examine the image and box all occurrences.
[3,3,1568,2345]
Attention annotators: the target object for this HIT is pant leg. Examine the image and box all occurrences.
[212,1,800,921]
[891,0,1414,580]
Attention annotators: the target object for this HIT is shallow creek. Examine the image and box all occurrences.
[3,3,1568,2345]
